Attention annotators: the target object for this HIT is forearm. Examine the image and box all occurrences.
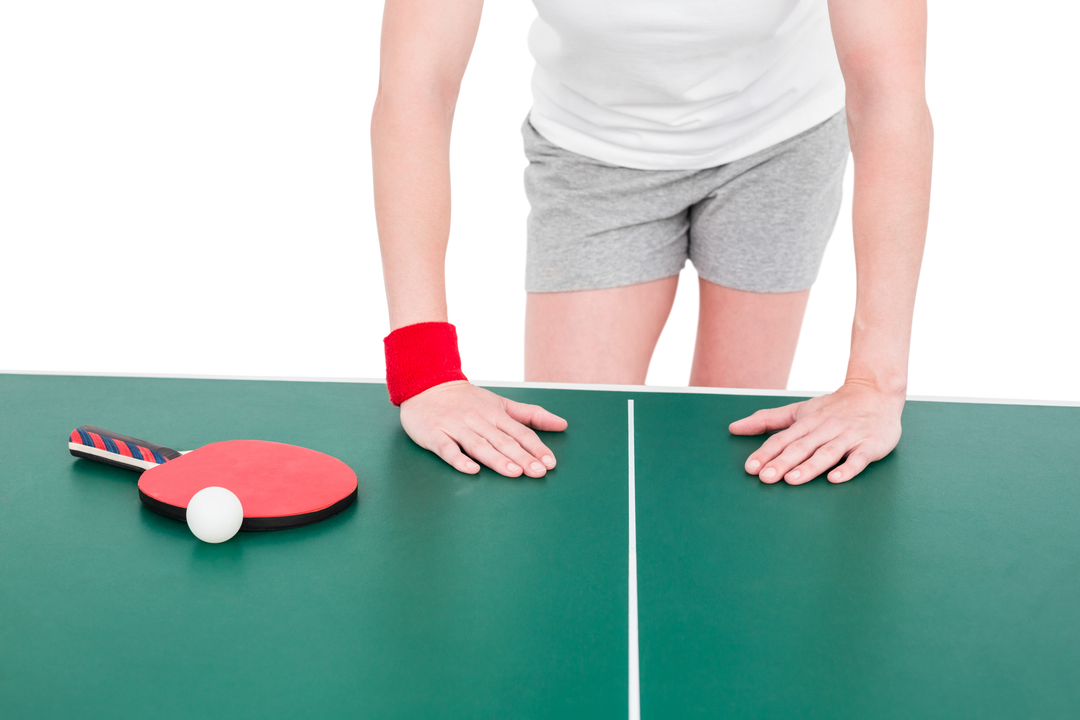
[844,101,933,396]
[372,95,454,329]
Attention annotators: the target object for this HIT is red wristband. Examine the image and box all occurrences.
[383,322,468,405]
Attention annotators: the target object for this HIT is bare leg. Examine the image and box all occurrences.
[525,275,680,384]
[690,278,810,389]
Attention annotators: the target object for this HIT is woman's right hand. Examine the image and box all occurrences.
[400,381,568,477]
[375,0,550,477]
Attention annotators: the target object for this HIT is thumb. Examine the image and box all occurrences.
[728,402,801,436]
[504,399,569,432]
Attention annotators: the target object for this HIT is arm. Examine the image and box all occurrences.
[373,0,567,478]
[833,0,933,398]
[373,0,480,329]
[730,0,933,484]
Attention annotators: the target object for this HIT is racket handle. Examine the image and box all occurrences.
[68,425,182,472]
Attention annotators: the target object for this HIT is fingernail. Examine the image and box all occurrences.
[760,467,776,480]
[508,463,522,474]
[829,471,842,482]
[530,462,545,474]
[746,459,760,472]
[465,461,479,472]
[787,470,801,482]
[542,455,555,467]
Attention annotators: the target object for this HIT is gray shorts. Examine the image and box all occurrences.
[523,109,850,293]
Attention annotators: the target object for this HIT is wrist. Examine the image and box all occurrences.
[842,374,908,400]
[384,322,468,405]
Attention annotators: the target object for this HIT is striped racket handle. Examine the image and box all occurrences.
[68,425,182,472]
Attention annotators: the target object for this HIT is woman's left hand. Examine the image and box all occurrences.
[729,380,905,484]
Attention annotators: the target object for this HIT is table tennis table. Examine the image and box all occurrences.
[1,372,1077,719]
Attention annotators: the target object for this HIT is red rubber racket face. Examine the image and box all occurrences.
[137,440,358,530]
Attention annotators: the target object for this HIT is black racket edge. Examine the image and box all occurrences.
[139,486,359,532]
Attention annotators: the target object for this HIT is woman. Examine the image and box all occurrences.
[372,0,932,485]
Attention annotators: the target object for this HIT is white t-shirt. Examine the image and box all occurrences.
[527,0,846,170]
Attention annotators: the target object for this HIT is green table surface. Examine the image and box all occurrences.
[0,373,1077,719]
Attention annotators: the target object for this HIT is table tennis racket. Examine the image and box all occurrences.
[68,425,358,530]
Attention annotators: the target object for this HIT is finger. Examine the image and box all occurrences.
[455,429,527,478]
[752,416,849,483]
[496,417,558,471]
[728,402,801,436]
[466,422,550,478]
[504,399,568,433]
[425,423,522,479]
[428,434,481,475]
[827,447,874,484]
[782,438,853,486]
[482,424,550,478]
[743,423,813,479]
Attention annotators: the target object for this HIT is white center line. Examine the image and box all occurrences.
[628,399,641,720]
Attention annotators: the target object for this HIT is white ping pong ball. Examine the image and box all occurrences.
[186,487,244,543]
